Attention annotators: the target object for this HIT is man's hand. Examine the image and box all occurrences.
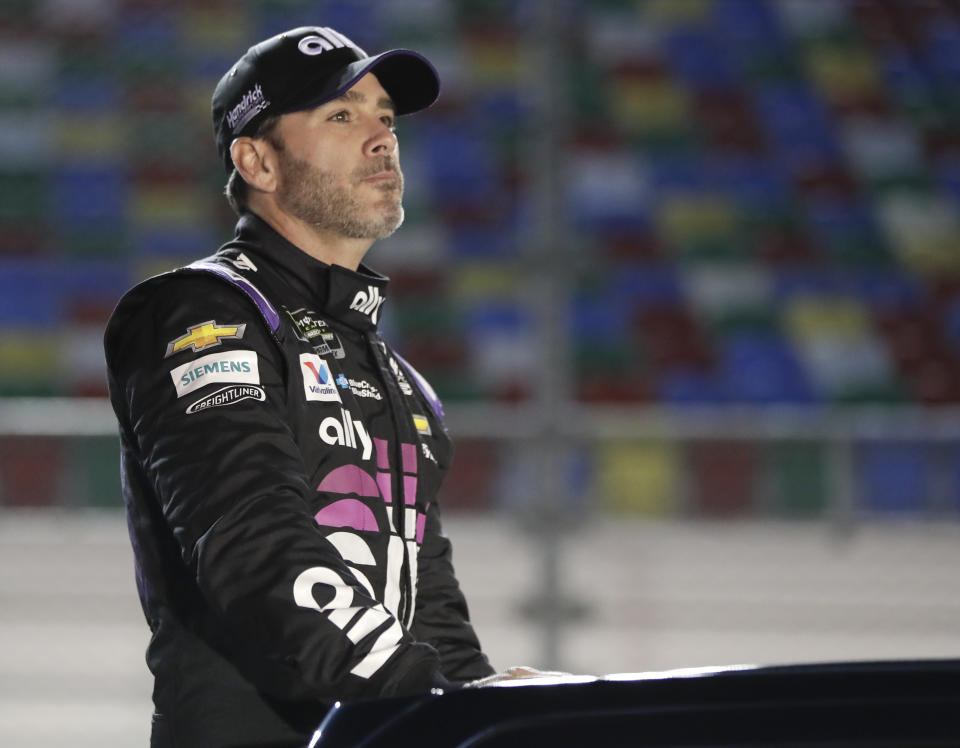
[464,665,571,688]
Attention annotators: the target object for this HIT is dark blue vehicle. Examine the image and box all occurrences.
[310,659,960,747]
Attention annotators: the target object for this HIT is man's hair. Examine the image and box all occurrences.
[224,113,283,215]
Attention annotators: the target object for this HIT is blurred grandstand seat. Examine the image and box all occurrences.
[664,29,739,90]
[754,83,842,169]
[636,304,714,371]
[437,439,499,510]
[873,306,960,403]
[692,89,766,153]
[688,440,759,516]
[719,334,816,403]
[0,437,64,507]
[3,0,960,516]
[767,441,829,517]
[597,440,681,515]
[858,442,930,514]
[72,437,123,507]
[657,368,726,404]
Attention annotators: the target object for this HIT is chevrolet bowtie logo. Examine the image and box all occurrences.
[164,320,247,358]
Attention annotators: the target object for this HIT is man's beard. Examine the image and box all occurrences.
[275,152,405,240]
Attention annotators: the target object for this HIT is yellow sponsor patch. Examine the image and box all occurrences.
[165,320,246,358]
[412,414,431,435]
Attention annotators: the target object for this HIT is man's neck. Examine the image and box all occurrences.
[249,202,373,271]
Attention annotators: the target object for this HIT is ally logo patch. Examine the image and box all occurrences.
[170,350,259,398]
[300,353,342,403]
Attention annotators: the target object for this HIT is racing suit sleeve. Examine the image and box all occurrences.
[412,502,496,683]
[105,275,444,703]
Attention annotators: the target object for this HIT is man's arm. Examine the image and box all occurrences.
[411,502,496,683]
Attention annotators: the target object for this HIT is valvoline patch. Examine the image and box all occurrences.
[299,352,342,403]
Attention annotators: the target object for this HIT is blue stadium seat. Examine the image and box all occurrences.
[610,264,683,308]
[802,197,884,257]
[936,161,960,207]
[708,155,792,211]
[719,333,817,403]
[571,294,631,344]
[663,29,738,89]
[567,152,651,233]
[658,369,726,404]
[464,302,530,337]
[858,442,929,514]
[772,269,844,301]
[448,227,515,258]
[844,270,926,309]
[878,49,934,98]
[754,84,841,165]
[475,90,523,123]
[0,261,62,325]
[57,261,130,303]
[54,74,119,111]
[711,0,784,45]
[132,227,217,258]
[649,156,709,195]
[114,11,178,61]
[419,122,498,204]
[941,297,960,353]
[52,166,126,225]
[923,28,960,86]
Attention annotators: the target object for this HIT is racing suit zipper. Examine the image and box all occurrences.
[365,331,416,626]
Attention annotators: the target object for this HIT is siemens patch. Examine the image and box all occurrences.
[186,385,266,414]
[170,350,259,398]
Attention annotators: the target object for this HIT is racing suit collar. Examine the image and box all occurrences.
[231,212,390,332]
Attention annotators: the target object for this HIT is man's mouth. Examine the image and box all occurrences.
[362,171,398,183]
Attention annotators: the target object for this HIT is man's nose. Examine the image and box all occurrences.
[366,120,398,156]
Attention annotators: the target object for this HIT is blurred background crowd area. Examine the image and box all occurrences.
[2,0,960,521]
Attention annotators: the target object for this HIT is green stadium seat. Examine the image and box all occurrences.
[767,441,830,518]
[73,436,123,508]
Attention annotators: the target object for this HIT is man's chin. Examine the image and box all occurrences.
[377,209,404,239]
[374,203,404,236]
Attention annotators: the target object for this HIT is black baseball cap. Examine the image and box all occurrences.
[212,26,440,173]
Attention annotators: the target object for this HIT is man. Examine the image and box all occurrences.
[104,26,532,748]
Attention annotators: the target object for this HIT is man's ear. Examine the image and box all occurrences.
[231,137,278,193]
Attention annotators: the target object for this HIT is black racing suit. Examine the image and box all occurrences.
[104,212,494,747]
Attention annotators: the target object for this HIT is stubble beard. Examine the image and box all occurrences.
[275,151,405,241]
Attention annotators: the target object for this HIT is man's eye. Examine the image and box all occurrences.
[329,110,350,122]
[381,116,396,132]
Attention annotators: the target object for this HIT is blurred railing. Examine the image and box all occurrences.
[3,397,960,525]
[5,396,960,441]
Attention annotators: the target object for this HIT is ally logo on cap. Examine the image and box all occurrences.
[297,27,364,56]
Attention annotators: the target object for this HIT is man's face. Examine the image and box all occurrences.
[268,73,404,240]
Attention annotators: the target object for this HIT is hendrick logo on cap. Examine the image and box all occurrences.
[227,83,270,133]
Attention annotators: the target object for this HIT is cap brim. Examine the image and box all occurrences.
[291,49,440,117]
